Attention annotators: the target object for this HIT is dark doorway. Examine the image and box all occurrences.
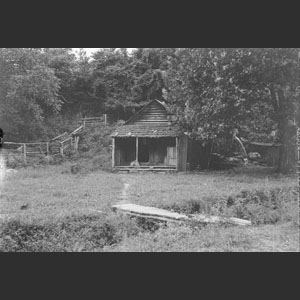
[138,138,149,163]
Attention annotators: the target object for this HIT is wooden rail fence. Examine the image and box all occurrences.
[81,114,108,127]
[2,114,108,161]
[2,142,50,163]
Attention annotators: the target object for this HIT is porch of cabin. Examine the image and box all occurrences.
[112,137,178,171]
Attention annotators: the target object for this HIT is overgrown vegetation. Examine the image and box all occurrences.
[2,120,118,171]
[0,48,298,251]
[1,48,298,172]
[0,213,141,252]
[69,122,120,173]
[162,186,298,226]
[0,165,298,252]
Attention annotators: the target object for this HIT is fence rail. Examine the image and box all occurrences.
[2,141,50,162]
[70,125,84,136]
[81,114,108,127]
[1,114,108,162]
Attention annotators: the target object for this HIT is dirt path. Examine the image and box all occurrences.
[116,175,136,205]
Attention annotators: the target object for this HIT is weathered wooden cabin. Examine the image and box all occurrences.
[110,100,188,172]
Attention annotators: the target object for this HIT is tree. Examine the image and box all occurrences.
[0,48,62,141]
[90,48,176,121]
[231,48,299,172]
[164,48,244,142]
[164,48,299,172]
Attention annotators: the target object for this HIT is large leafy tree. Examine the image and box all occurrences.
[237,48,299,172]
[91,48,135,120]
[0,48,62,141]
[164,48,299,172]
[90,48,175,120]
[44,48,98,116]
[164,48,245,141]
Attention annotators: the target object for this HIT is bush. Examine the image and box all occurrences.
[70,123,120,173]
[160,186,298,225]
[225,187,298,225]
[0,212,143,252]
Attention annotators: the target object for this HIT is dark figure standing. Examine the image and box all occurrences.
[0,128,3,149]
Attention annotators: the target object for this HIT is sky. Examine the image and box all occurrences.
[72,48,136,57]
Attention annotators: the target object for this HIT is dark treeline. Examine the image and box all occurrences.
[0,48,299,172]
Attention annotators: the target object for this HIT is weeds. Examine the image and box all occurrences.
[160,186,297,225]
[0,165,298,252]
[0,213,141,252]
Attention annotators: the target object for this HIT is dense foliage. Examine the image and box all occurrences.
[0,48,299,172]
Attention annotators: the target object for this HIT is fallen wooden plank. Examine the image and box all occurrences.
[190,214,251,226]
[112,203,251,226]
[112,204,189,221]
[116,165,176,168]
[120,211,186,223]
[116,169,176,172]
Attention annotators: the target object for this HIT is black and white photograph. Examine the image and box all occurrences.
[0,48,299,252]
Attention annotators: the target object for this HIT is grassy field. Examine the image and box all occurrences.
[0,163,298,252]
[123,167,296,209]
[0,163,123,221]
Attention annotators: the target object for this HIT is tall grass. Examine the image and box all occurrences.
[0,213,140,252]
[0,164,298,252]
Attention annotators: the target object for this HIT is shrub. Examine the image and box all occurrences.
[0,212,142,252]
[160,186,298,226]
[225,187,298,225]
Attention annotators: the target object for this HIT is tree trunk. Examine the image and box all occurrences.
[268,86,292,173]
[275,90,291,173]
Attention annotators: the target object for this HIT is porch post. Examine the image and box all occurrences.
[176,137,179,171]
[136,137,139,166]
[112,138,115,168]
[23,143,27,163]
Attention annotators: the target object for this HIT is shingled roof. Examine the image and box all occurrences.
[111,100,183,138]
[111,124,182,138]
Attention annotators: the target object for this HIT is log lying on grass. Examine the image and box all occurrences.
[112,204,189,223]
[112,204,251,226]
[190,214,251,226]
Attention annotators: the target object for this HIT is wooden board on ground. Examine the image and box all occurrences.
[112,203,251,226]
[113,203,189,221]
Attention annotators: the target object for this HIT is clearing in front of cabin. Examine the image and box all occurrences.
[0,164,298,252]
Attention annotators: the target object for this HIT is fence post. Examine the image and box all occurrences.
[60,142,64,157]
[104,114,107,127]
[46,142,49,156]
[76,137,79,150]
[23,143,27,163]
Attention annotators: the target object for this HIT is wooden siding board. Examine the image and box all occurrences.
[112,138,115,168]
[126,100,169,125]
[178,135,188,171]
[167,147,177,166]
